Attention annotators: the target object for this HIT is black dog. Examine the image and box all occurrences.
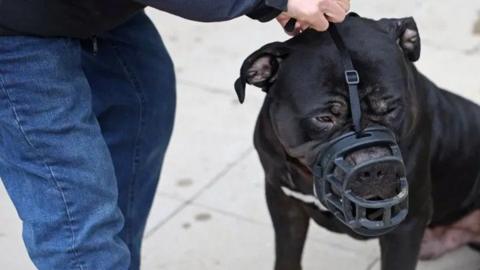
[234,14,480,270]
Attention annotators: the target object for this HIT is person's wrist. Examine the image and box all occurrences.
[265,0,288,12]
[247,0,288,22]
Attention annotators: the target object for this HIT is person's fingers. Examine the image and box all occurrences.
[284,0,348,32]
[285,21,301,35]
[276,12,291,27]
[309,14,330,32]
[290,21,310,35]
[283,20,309,36]
[323,1,347,23]
[295,21,302,30]
[276,15,299,35]
[299,21,310,32]
[276,10,313,36]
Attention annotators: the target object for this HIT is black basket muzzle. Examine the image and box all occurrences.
[278,22,410,236]
[313,126,408,237]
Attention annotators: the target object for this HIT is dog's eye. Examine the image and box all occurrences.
[309,115,335,131]
[314,115,333,123]
[368,96,399,116]
[302,114,336,139]
[380,107,397,116]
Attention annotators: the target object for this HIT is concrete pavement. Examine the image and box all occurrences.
[1,1,480,269]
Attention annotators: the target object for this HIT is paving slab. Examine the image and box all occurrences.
[154,82,263,202]
[416,47,480,102]
[142,203,276,270]
[0,183,36,270]
[191,151,268,225]
[146,11,284,93]
[146,149,479,270]
[370,247,480,270]
[142,203,378,270]
[144,196,186,236]
[146,0,480,97]
[191,149,378,257]
[352,0,480,51]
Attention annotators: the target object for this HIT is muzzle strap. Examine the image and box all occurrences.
[327,24,363,134]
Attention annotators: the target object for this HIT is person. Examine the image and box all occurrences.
[0,0,349,269]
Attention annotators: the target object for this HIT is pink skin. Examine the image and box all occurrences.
[420,210,480,260]
[276,0,350,34]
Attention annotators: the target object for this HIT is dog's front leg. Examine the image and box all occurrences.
[379,174,432,270]
[266,182,310,270]
[377,132,434,270]
[379,215,429,270]
[379,170,432,270]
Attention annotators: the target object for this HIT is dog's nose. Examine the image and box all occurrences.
[345,146,391,165]
[342,147,401,200]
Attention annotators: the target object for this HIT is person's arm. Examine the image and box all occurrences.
[136,0,287,22]
[137,0,350,33]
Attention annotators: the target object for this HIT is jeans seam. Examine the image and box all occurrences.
[110,42,146,246]
[0,74,86,270]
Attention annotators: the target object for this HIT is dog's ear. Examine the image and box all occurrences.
[379,17,421,62]
[234,42,290,104]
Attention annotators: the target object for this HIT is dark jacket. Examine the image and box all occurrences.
[0,0,287,38]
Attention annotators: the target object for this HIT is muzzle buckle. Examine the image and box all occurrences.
[345,70,360,85]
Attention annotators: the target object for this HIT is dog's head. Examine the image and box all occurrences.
[235,15,421,201]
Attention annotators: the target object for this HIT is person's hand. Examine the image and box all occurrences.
[276,12,310,36]
[277,0,350,35]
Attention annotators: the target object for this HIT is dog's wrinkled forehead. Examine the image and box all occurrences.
[234,15,420,105]
[273,40,408,114]
[272,52,344,111]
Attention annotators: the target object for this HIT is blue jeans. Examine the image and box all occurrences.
[0,12,176,270]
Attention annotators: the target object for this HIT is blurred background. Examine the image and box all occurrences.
[1,0,480,269]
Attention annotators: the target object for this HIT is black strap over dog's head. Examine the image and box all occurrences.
[327,24,363,134]
[285,19,363,133]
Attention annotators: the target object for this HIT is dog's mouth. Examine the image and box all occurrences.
[331,146,403,201]
[289,146,403,202]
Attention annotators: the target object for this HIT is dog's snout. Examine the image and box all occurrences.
[343,147,401,200]
[345,146,391,165]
